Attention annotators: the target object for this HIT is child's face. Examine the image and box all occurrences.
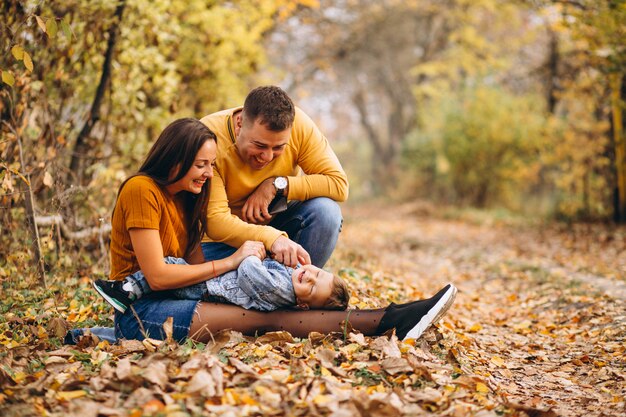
[291,264,334,309]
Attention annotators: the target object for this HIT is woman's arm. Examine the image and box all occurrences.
[130,228,265,290]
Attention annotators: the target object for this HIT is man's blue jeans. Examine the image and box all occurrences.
[202,197,342,267]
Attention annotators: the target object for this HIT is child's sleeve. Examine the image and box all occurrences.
[237,257,295,310]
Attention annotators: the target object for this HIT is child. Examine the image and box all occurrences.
[93,255,349,313]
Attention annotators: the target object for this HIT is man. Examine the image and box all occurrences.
[200,86,348,268]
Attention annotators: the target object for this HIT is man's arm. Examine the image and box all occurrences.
[206,169,287,250]
[285,108,349,202]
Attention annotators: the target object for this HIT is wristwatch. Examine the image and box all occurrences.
[273,176,288,197]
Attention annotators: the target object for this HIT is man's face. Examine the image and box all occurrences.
[291,264,334,309]
[236,117,290,170]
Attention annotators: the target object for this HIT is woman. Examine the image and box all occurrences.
[109,118,456,343]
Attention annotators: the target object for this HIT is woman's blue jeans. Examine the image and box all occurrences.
[202,197,343,267]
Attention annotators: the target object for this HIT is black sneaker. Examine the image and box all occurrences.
[377,283,457,341]
[92,279,134,313]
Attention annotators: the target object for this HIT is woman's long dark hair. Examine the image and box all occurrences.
[119,118,217,258]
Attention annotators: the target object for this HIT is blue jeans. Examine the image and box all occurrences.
[202,197,342,267]
[114,295,199,342]
[123,256,208,300]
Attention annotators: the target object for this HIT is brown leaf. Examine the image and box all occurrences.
[143,361,168,389]
[47,317,69,338]
[381,357,412,375]
[206,329,244,354]
[76,331,100,349]
[35,16,46,33]
[505,402,559,417]
[163,316,173,343]
[142,337,162,352]
[186,369,217,397]
[115,358,132,380]
[44,356,67,365]
[307,331,327,345]
[348,332,367,346]
[371,335,401,358]
[228,357,259,378]
[108,339,145,355]
[0,365,15,387]
[123,387,156,409]
[404,387,443,404]
[316,348,338,369]
[256,331,294,344]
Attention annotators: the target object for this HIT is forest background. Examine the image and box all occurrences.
[0,1,625,416]
[1,0,625,280]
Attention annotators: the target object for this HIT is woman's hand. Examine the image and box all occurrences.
[228,240,266,268]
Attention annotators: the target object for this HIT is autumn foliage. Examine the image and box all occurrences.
[1,1,625,416]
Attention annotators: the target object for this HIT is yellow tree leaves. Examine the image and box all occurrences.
[2,14,72,86]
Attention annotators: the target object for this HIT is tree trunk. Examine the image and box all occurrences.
[68,0,126,185]
[610,73,626,223]
[546,30,559,114]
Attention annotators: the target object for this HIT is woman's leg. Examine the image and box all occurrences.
[189,303,383,340]
[189,284,457,341]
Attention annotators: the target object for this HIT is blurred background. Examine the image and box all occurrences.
[1,0,625,279]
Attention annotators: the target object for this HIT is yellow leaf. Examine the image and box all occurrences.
[11,45,24,60]
[35,16,46,33]
[2,71,15,87]
[253,344,272,357]
[239,393,257,406]
[513,320,532,332]
[491,356,505,367]
[476,382,489,393]
[313,394,329,405]
[469,323,482,332]
[46,19,58,38]
[61,20,72,39]
[223,388,238,405]
[12,372,27,383]
[23,52,33,72]
[57,390,87,401]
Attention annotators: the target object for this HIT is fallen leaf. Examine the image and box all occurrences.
[115,358,132,380]
[56,390,87,401]
[186,369,217,397]
[381,357,412,375]
[256,331,294,344]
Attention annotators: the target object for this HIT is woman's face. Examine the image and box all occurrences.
[166,140,217,195]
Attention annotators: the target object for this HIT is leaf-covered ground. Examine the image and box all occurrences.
[1,202,625,416]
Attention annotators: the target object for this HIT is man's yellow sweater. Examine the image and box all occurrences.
[200,106,348,250]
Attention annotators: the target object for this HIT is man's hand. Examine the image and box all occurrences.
[270,236,311,267]
[242,178,276,224]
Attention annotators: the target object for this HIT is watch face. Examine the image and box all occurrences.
[274,177,288,190]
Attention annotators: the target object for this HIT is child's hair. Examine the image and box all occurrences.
[323,275,350,310]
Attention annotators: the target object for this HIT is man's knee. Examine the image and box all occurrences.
[305,198,342,231]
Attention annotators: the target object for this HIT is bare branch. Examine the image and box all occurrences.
[35,215,112,240]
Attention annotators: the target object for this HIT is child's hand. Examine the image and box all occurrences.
[230,240,265,267]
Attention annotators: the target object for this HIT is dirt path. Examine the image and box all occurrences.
[332,202,626,416]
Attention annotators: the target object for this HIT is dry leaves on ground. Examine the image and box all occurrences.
[1,202,625,416]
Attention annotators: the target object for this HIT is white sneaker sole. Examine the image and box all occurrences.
[403,284,457,341]
[91,281,128,314]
